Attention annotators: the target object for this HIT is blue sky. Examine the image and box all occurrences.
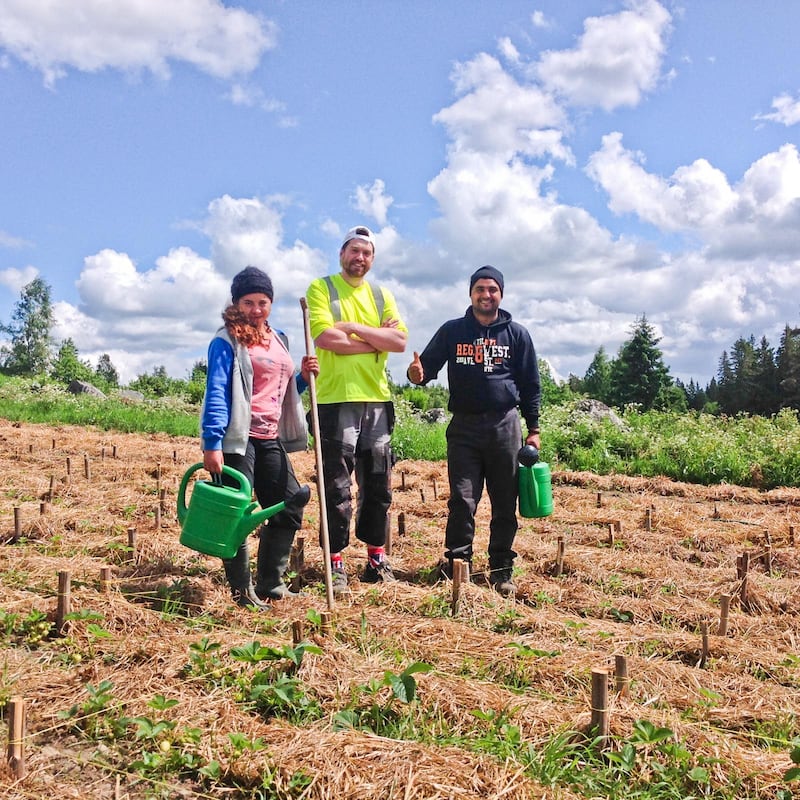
[1,0,799,388]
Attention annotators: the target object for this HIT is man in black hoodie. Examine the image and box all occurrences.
[407,266,541,596]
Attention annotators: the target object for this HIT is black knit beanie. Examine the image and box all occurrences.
[469,265,504,296]
[231,266,274,302]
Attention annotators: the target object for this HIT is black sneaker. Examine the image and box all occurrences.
[489,568,516,597]
[362,560,397,583]
[331,566,349,596]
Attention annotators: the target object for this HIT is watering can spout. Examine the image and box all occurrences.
[235,484,311,539]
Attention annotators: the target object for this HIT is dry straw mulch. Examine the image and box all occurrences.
[1,419,799,799]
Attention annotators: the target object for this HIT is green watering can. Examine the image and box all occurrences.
[517,445,553,519]
[177,463,310,559]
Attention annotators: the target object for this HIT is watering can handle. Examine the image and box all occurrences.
[177,463,205,522]
[177,463,250,523]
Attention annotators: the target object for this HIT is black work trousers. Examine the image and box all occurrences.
[444,407,521,567]
[317,401,394,554]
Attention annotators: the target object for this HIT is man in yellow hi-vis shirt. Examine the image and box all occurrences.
[306,226,408,594]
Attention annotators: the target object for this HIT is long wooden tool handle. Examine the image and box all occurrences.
[300,297,335,611]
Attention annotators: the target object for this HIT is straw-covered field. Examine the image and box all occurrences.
[1,418,799,800]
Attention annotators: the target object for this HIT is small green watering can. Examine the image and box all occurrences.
[177,463,310,559]
[517,445,553,519]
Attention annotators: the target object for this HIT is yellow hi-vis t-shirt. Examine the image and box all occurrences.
[306,274,407,404]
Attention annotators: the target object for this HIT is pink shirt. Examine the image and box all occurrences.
[248,338,295,440]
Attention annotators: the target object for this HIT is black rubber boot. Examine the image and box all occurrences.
[223,545,270,610]
[254,527,299,600]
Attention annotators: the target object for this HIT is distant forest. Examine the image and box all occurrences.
[565,316,800,416]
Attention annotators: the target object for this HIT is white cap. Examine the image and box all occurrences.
[341,225,375,252]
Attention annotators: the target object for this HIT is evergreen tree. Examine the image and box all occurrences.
[716,351,735,413]
[0,277,54,376]
[704,377,720,414]
[95,354,120,388]
[608,315,672,410]
[724,336,758,415]
[51,339,93,384]
[753,335,779,415]
[683,378,709,411]
[581,345,613,403]
[776,325,800,411]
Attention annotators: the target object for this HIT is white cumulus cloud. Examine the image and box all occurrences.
[536,0,672,110]
[754,92,800,127]
[0,0,276,86]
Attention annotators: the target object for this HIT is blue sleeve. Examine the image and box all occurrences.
[295,372,308,394]
[200,337,234,450]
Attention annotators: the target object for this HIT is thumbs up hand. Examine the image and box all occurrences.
[407,351,424,384]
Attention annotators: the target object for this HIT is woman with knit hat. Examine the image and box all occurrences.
[200,266,318,609]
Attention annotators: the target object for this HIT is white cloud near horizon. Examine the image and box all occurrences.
[0,0,275,86]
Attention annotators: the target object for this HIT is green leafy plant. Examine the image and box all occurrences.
[57,680,128,740]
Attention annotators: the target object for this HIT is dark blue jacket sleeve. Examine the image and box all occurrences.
[512,325,541,429]
[201,337,234,450]
[415,323,451,385]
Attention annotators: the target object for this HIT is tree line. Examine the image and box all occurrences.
[0,277,207,402]
[2,278,799,417]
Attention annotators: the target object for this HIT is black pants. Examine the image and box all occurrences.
[444,408,520,567]
[317,402,394,554]
[222,438,303,582]
[224,438,304,530]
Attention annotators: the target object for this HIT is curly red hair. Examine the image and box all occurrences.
[222,305,268,347]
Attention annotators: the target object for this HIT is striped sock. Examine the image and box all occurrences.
[367,547,385,568]
[331,553,343,571]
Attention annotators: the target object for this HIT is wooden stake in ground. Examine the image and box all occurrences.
[699,620,709,668]
[451,558,469,616]
[56,570,71,635]
[737,551,750,606]
[6,696,25,779]
[300,297,334,611]
[554,535,566,577]
[292,620,304,646]
[614,655,629,697]
[718,594,731,636]
[590,668,610,746]
[320,611,332,637]
[127,527,137,562]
